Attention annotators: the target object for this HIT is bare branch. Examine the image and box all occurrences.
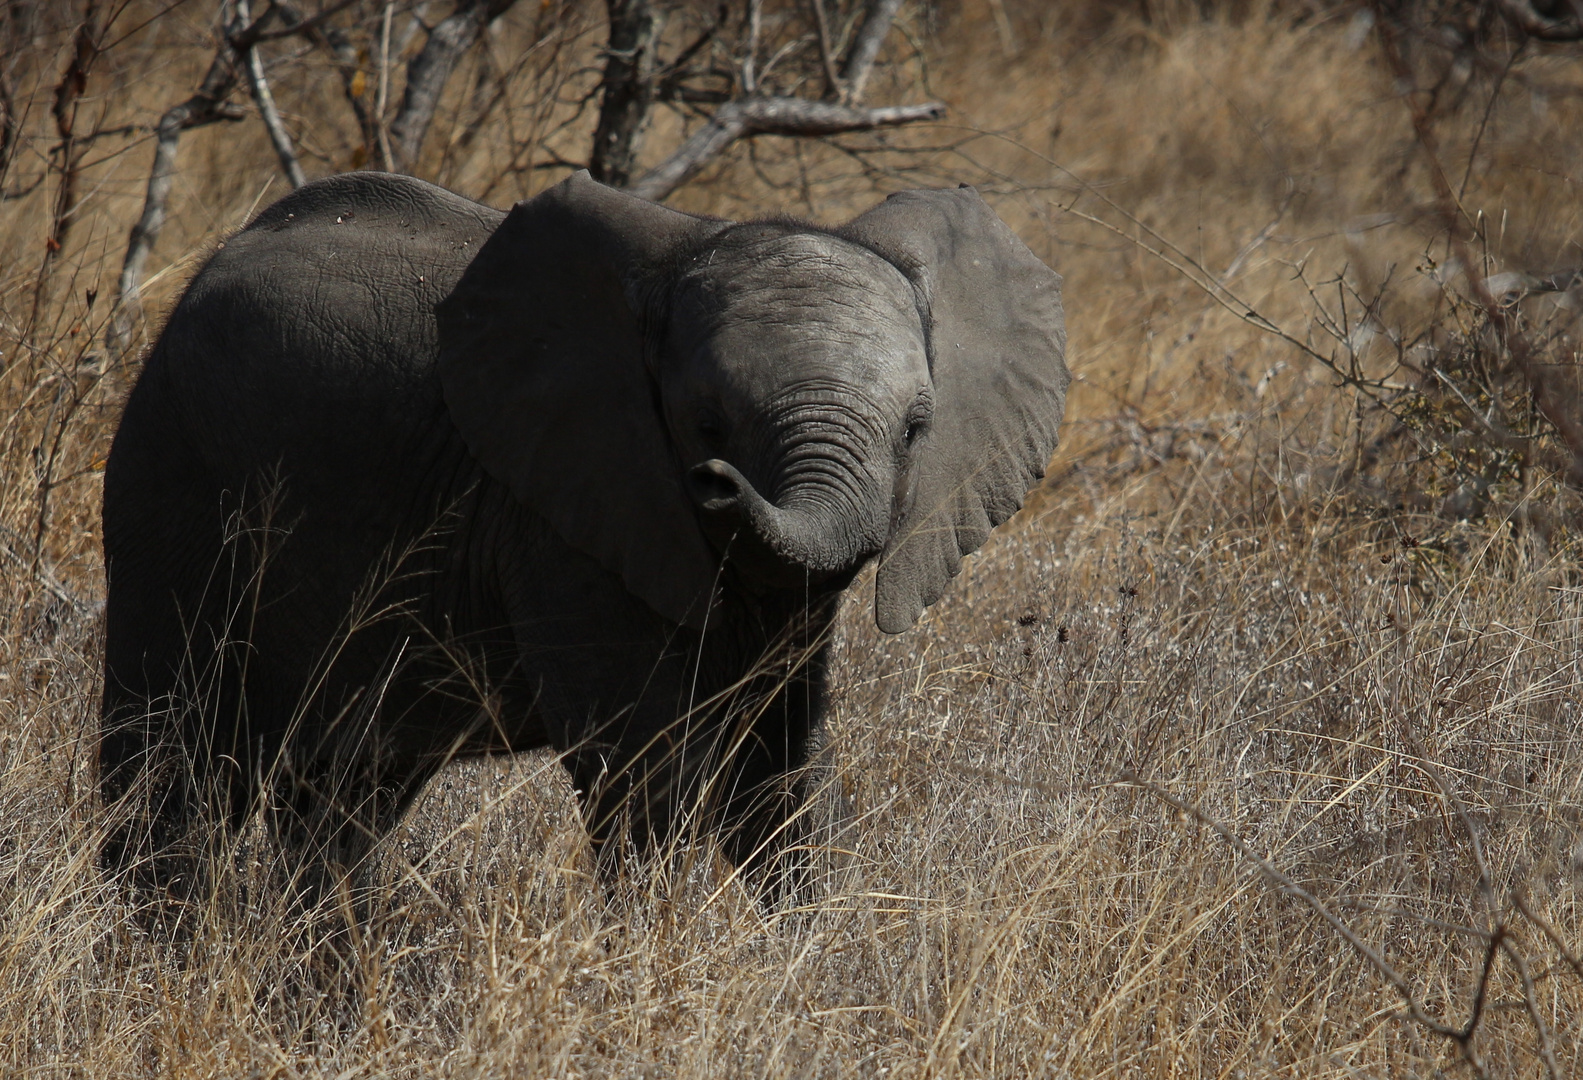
[839,0,904,104]
[376,0,394,170]
[1493,0,1583,41]
[235,0,305,187]
[388,0,522,173]
[626,95,944,202]
[741,0,761,95]
[281,0,379,165]
[1500,938,1562,1080]
[810,0,841,100]
[107,8,248,357]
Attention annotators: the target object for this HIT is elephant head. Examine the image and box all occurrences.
[437,172,1067,633]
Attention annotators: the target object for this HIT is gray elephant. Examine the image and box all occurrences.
[99,170,1067,902]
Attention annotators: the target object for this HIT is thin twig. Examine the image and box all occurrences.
[285,0,378,164]
[30,1,105,333]
[242,0,362,44]
[1494,0,1583,41]
[742,0,761,95]
[376,0,394,170]
[1501,937,1562,1080]
[1374,8,1583,485]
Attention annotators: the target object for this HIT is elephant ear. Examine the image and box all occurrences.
[841,187,1069,634]
[438,171,728,629]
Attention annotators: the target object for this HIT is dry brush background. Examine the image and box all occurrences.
[3,0,1583,1076]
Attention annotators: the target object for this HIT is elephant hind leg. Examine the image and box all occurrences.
[98,693,262,916]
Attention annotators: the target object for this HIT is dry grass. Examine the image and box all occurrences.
[3,1,1583,1076]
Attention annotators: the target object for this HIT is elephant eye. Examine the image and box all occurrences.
[698,411,726,446]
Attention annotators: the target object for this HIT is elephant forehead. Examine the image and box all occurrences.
[679,231,919,325]
[673,231,926,373]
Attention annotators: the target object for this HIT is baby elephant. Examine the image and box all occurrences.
[99,171,1067,902]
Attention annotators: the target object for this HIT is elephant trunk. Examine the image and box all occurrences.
[687,455,889,584]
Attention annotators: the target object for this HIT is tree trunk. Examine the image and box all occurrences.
[589,0,663,188]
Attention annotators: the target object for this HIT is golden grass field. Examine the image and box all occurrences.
[2,1,1582,1075]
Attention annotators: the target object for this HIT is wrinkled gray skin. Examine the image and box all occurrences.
[100,171,1067,905]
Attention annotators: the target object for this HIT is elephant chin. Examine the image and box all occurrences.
[688,459,886,591]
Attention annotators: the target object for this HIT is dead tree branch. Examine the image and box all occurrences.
[810,0,842,100]
[388,0,522,173]
[235,0,305,187]
[839,0,904,104]
[620,0,940,202]
[627,95,943,201]
[107,4,248,358]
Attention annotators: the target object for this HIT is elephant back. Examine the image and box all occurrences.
[139,172,506,485]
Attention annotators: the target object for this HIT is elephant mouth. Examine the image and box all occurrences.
[685,458,884,590]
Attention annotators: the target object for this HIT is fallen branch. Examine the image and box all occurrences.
[626,96,943,202]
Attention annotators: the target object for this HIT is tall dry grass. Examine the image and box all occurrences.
[2,1,1582,1076]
